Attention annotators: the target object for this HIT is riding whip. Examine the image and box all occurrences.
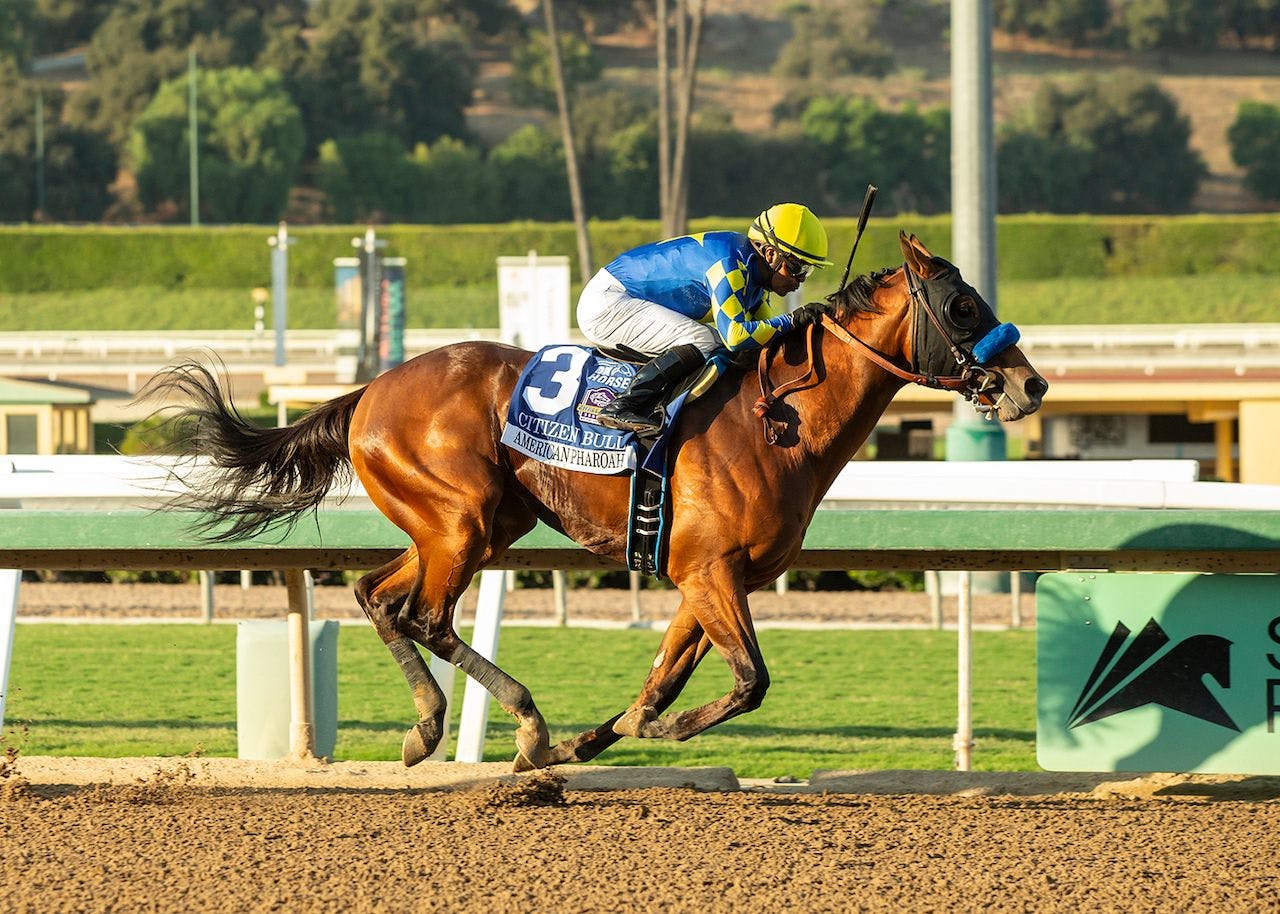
[837,184,878,293]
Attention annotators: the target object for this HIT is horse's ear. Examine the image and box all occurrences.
[899,232,946,280]
[899,231,927,277]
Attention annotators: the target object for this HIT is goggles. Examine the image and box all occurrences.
[780,253,816,281]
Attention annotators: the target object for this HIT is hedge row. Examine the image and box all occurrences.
[2,214,1278,295]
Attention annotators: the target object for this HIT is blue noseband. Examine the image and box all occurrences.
[972,322,1020,365]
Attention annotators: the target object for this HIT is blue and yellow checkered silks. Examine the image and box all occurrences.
[703,257,793,349]
[602,231,794,352]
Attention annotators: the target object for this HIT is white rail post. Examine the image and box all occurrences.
[0,570,20,729]
[629,570,642,624]
[426,654,455,762]
[284,569,317,760]
[454,569,507,762]
[199,570,214,623]
[552,570,568,626]
[925,570,943,628]
[954,570,974,771]
[1010,571,1023,628]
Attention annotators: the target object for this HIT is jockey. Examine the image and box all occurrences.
[577,202,833,435]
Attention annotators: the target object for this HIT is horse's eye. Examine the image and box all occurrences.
[947,297,980,330]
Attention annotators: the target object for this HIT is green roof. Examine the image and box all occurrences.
[0,377,93,405]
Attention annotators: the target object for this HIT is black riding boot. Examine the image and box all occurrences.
[597,344,705,435]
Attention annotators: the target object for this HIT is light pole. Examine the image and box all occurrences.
[268,223,294,366]
[34,89,44,219]
[947,0,1005,462]
[188,49,199,226]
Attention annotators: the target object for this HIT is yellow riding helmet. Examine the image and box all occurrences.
[748,202,834,267]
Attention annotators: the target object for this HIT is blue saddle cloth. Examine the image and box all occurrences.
[501,344,731,577]
[500,345,641,475]
[500,344,729,478]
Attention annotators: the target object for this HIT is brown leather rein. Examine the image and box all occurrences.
[752,273,1000,444]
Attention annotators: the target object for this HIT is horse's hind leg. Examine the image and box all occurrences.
[372,491,551,769]
[354,548,448,766]
[535,603,713,768]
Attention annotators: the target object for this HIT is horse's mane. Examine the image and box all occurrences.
[792,267,895,326]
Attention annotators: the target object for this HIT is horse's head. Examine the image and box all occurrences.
[810,232,1047,422]
[895,231,1047,420]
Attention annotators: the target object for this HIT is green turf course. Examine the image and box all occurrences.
[2,623,1035,776]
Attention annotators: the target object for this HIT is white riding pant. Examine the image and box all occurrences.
[576,268,720,357]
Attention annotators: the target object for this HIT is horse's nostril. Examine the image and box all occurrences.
[1026,376,1049,401]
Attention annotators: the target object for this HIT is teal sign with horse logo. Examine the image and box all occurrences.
[1037,572,1280,774]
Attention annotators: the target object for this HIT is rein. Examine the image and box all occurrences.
[752,267,1001,444]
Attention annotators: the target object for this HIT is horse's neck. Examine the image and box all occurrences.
[786,315,909,486]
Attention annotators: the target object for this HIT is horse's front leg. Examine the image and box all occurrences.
[528,603,713,769]
[613,568,769,741]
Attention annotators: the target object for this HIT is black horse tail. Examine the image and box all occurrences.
[141,360,366,542]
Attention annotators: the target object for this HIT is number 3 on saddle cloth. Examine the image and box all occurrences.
[500,345,730,576]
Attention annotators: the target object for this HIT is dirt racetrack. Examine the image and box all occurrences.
[4,757,1280,914]
[6,585,1276,912]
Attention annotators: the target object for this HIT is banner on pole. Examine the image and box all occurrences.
[380,257,406,371]
[334,257,361,329]
[497,251,570,351]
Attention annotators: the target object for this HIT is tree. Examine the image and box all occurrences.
[656,0,706,237]
[509,29,602,110]
[773,2,893,78]
[800,95,951,214]
[996,130,1091,212]
[1228,101,1280,201]
[32,0,114,54]
[0,59,116,220]
[66,0,308,150]
[317,131,496,222]
[405,136,497,222]
[0,0,35,69]
[130,66,304,222]
[488,125,570,220]
[994,0,1108,46]
[1121,0,1222,51]
[573,90,658,219]
[542,0,593,282]
[316,131,414,221]
[1032,74,1205,211]
[295,0,476,155]
[685,120,826,219]
[41,126,117,219]
[1221,0,1280,45]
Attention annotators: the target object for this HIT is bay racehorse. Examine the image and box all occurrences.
[151,232,1047,770]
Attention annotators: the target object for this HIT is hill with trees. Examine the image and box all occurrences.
[1,0,1278,224]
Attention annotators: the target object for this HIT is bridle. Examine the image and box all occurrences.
[752,264,1007,444]
[901,265,1004,405]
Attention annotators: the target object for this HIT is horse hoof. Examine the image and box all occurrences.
[401,720,442,768]
[514,720,551,770]
[512,751,537,773]
[613,705,657,738]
